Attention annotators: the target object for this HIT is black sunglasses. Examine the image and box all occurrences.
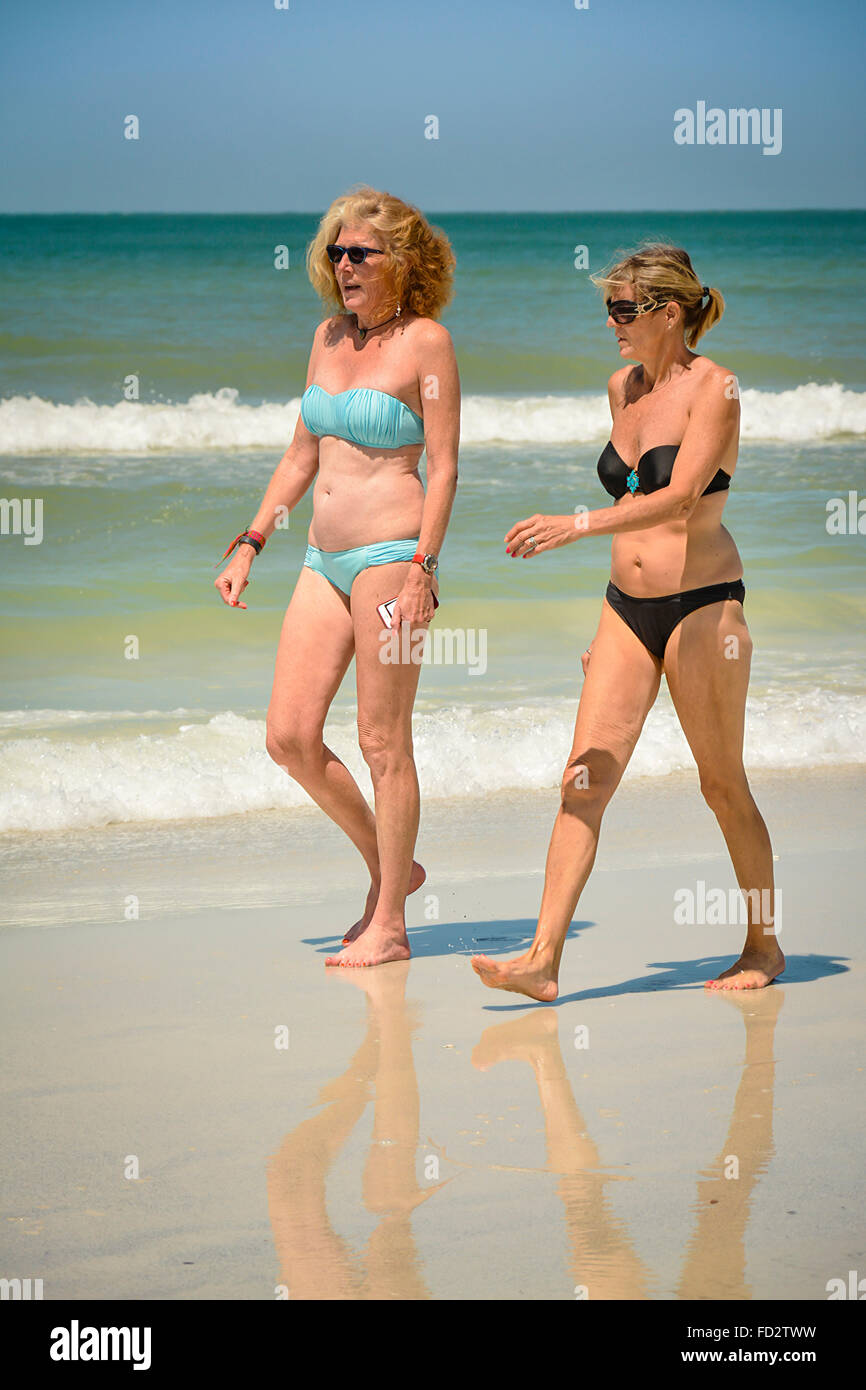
[326,243,385,265]
[606,297,668,325]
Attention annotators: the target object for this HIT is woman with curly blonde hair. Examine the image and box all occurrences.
[472,242,783,1001]
[214,186,460,967]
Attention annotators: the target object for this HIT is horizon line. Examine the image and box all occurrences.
[1,206,865,217]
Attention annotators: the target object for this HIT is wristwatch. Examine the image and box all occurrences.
[411,550,438,575]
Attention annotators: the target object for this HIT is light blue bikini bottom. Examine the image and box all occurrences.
[303,536,422,597]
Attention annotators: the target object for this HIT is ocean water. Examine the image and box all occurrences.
[1,212,865,834]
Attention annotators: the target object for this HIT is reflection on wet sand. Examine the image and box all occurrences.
[266,962,447,1300]
[473,1009,652,1299]
[677,988,782,1299]
[472,989,782,1299]
[268,966,782,1299]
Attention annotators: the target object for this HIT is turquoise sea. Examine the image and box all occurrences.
[1,211,864,833]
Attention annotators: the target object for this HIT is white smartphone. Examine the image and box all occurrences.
[377,598,398,628]
[377,593,439,627]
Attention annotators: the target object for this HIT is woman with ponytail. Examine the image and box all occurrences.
[472,242,783,1001]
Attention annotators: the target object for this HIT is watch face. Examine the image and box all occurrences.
[424,554,438,573]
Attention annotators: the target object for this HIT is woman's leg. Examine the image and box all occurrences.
[325,560,431,968]
[473,599,663,1001]
[265,565,381,886]
[662,598,784,989]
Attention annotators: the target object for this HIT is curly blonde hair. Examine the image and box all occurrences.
[590,241,724,348]
[306,185,456,320]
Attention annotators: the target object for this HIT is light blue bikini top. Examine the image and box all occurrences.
[300,384,425,449]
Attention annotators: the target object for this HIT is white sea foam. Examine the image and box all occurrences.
[0,707,201,731]
[2,383,865,454]
[1,692,862,833]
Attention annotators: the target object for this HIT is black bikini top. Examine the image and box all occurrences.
[597,440,731,500]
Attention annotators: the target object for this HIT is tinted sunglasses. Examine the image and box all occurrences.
[606,297,668,325]
[326,243,385,265]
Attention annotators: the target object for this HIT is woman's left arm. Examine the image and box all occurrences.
[508,365,739,557]
[392,322,460,624]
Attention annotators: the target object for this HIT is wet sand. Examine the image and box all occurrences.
[0,767,863,1300]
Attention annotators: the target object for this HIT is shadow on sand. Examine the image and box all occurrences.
[305,918,848,1009]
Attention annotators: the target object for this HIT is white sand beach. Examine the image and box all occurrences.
[1,766,862,1300]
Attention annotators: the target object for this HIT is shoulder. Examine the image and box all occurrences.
[307,316,350,383]
[693,355,734,388]
[406,316,457,385]
[313,313,350,349]
[686,357,740,438]
[606,364,633,406]
[405,315,453,350]
[692,357,740,413]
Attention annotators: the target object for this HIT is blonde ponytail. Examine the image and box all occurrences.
[688,284,724,346]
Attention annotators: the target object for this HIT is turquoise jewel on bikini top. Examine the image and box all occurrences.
[300,384,425,449]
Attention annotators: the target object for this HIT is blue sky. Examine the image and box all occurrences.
[1,0,862,211]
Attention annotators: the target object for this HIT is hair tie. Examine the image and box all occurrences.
[702,285,711,300]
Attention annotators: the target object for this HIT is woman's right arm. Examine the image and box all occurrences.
[247,320,326,541]
[245,411,320,544]
[213,328,323,607]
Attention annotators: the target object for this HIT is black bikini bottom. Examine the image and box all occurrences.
[605,578,745,661]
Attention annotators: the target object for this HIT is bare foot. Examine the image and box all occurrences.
[705,943,785,991]
[325,921,411,968]
[342,861,426,945]
[471,950,559,1003]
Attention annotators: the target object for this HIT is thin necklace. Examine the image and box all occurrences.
[638,355,698,396]
[355,307,401,342]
